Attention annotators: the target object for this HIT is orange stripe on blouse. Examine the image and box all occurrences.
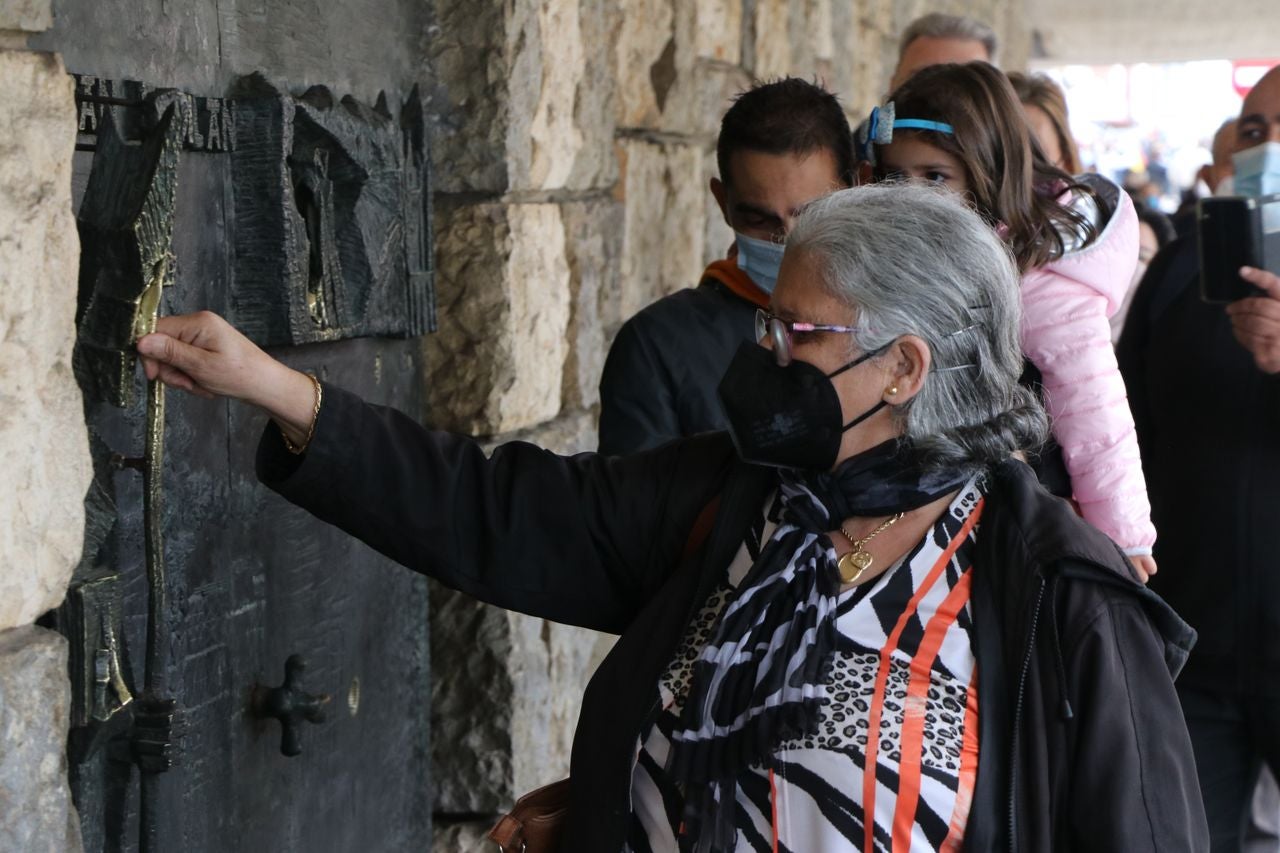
[891,567,975,852]
[940,675,981,853]
[861,498,985,853]
[770,768,780,853]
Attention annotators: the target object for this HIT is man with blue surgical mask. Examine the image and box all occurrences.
[1118,64,1280,853]
[597,78,851,455]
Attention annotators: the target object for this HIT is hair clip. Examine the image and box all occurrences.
[856,100,955,167]
[855,102,895,165]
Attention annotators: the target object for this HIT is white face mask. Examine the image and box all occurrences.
[734,231,786,294]
[1232,141,1280,198]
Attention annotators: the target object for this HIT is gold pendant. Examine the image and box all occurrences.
[838,549,874,584]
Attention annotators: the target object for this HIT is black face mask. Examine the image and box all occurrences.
[717,341,888,471]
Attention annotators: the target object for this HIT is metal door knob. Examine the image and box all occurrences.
[252,655,330,756]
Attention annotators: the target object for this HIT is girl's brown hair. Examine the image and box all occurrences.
[878,62,1105,273]
[1007,71,1083,174]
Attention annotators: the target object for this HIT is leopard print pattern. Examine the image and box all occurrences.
[780,651,969,773]
[659,583,734,712]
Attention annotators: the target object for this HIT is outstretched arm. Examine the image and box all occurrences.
[137,312,731,632]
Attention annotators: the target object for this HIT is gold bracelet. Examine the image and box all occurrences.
[281,373,323,455]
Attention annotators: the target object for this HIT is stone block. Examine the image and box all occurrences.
[0,50,90,631]
[0,0,52,32]
[0,626,82,853]
[750,0,792,81]
[428,0,616,194]
[481,409,599,457]
[694,0,742,64]
[795,0,835,84]
[829,0,895,112]
[804,0,835,64]
[426,201,571,435]
[615,0,752,138]
[432,820,493,853]
[996,3,1028,71]
[664,55,753,142]
[525,0,618,191]
[429,581,607,813]
[559,198,623,414]
[614,0,677,129]
[616,138,708,322]
[424,0,510,193]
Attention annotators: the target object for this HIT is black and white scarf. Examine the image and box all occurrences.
[666,439,971,852]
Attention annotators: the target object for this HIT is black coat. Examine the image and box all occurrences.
[597,279,757,456]
[1117,236,1280,697]
[258,385,1208,852]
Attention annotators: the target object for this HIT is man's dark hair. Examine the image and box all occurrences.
[716,78,854,187]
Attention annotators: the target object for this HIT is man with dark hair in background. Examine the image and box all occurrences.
[597,78,852,455]
[1118,65,1280,853]
[889,12,998,93]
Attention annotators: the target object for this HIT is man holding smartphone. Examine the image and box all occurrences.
[1118,65,1280,853]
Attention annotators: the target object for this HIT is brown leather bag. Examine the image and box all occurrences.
[486,777,571,852]
[485,496,722,851]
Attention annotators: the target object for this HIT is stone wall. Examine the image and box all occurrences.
[0,2,90,849]
[423,0,1026,848]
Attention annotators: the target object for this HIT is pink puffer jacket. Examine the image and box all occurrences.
[1020,178,1156,552]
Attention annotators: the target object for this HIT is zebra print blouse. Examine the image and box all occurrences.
[627,478,984,853]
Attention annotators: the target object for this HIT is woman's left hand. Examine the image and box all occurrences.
[1129,553,1157,584]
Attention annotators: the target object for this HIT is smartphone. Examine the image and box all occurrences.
[1198,193,1280,303]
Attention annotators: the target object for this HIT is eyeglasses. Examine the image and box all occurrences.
[755,308,864,367]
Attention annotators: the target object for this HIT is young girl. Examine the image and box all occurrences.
[857,61,1158,578]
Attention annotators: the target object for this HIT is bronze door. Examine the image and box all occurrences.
[42,16,437,849]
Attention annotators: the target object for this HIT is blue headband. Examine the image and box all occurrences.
[892,118,955,134]
[855,103,955,165]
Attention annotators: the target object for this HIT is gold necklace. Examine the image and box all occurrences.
[837,512,906,584]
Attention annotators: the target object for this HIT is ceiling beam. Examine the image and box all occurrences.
[1026,0,1280,65]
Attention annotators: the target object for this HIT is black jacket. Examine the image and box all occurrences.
[1117,235,1280,697]
[597,279,757,456]
[259,385,1207,852]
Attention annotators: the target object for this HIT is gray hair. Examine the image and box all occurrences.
[785,183,1046,474]
[898,12,999,65]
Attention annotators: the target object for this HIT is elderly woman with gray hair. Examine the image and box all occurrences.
[137,184,1206,852]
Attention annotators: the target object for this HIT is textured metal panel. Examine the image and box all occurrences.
[62,142,433,852]
[71,73,435,348]
[226,75,434,345]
